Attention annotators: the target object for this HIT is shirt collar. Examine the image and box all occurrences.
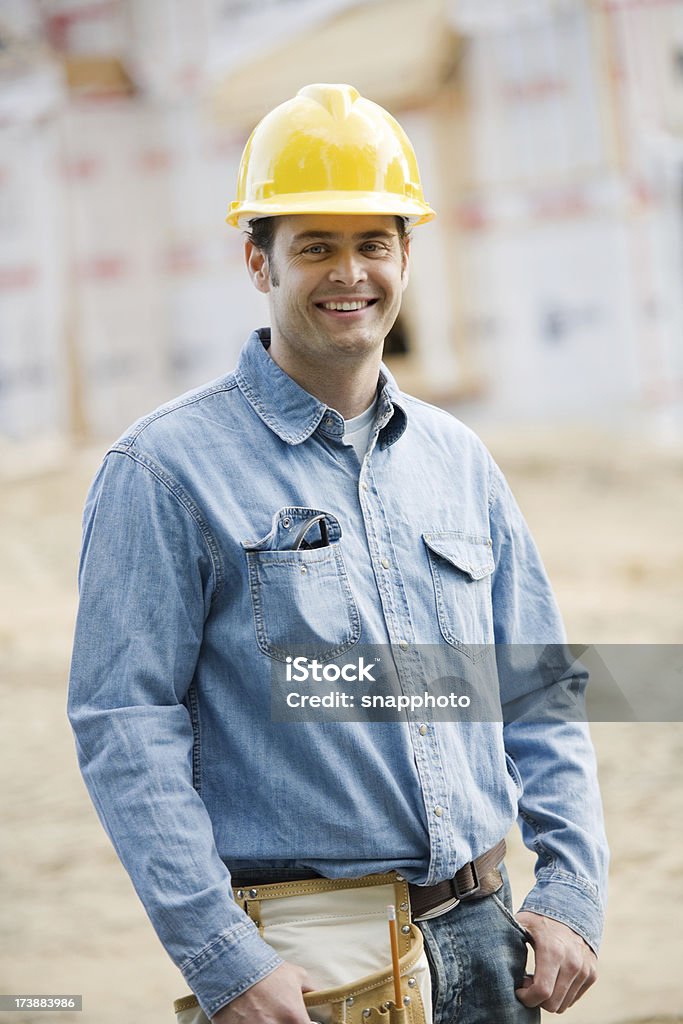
[235,328,407,449]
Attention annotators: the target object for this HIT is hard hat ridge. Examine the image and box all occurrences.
[298,82,360,121]
[226,83,436,228]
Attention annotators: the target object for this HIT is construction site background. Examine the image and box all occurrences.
[2,0,682,452]
[0,2,681,1023]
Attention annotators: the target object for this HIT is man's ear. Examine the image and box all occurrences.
[245,240,271,294]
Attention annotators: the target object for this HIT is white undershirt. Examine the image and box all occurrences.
[343,398,378,461]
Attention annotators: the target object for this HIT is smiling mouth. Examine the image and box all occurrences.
[316,299,378,312]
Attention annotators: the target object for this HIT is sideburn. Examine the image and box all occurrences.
[266,255,280,288]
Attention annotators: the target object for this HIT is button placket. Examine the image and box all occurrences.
[360,459,453,880]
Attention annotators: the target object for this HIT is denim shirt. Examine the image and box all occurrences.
[68,329,608,1019]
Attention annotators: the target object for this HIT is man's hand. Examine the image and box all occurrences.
[515,912,597,1014]
[211,962,315,1024]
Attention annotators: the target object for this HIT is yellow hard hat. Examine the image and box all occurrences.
[226,83,435,228]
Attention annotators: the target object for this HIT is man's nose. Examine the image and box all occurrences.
[328,250,368,285]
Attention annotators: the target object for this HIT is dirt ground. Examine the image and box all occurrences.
[0,428,681,1024]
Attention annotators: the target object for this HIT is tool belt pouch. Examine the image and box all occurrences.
[302,922,428,1024]
[173,873,431,1024]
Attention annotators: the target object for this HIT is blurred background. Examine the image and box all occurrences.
[2,0,683,449]
[0,1,681,1022]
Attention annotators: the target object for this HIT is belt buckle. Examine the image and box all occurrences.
[454,859,480,900]
[412,858,485,923]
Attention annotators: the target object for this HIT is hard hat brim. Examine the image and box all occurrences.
[226,190,436,229]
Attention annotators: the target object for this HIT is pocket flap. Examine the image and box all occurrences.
[423,532,494,580]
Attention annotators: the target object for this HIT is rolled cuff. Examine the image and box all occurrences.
[518,868,605,955]
[180,918,283,1019]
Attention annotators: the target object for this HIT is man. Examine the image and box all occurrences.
[68,84,608,1024]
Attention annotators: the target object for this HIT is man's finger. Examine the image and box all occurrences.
[555,961,598,1014]
[515,956,562,1008]
[515,935,580,1009]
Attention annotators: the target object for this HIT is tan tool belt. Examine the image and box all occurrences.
[174,873,431,1024]
[173,843,506,1024]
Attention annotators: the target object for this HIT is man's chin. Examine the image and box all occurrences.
[318,328,386,358]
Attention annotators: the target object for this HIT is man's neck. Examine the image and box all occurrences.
[267,338,382,419]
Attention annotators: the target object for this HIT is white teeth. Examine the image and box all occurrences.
[321,300,370,311]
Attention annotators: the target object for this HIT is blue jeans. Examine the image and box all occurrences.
[418,868,539,1024]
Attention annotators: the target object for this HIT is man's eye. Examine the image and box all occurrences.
[361,242,387,253]
[303,244,327,255]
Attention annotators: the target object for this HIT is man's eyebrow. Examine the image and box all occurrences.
[290,229,397,243]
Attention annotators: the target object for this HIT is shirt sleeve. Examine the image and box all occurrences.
[487,458,609,954]
[67,447,282,1018]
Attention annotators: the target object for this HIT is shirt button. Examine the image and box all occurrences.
[361,482,368,491]
[419,724,428,736]
[381,557,390,569]
[324,416,334,427]
[434,805,443,817]
[398,640,408,651]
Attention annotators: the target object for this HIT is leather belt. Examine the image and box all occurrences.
[231,838,506,926]
[408,838,507,922]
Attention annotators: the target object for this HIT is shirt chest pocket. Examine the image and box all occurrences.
[423,532,495,661]
[243,508,361,663]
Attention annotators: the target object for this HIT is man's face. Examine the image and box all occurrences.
[246,214,410,366]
